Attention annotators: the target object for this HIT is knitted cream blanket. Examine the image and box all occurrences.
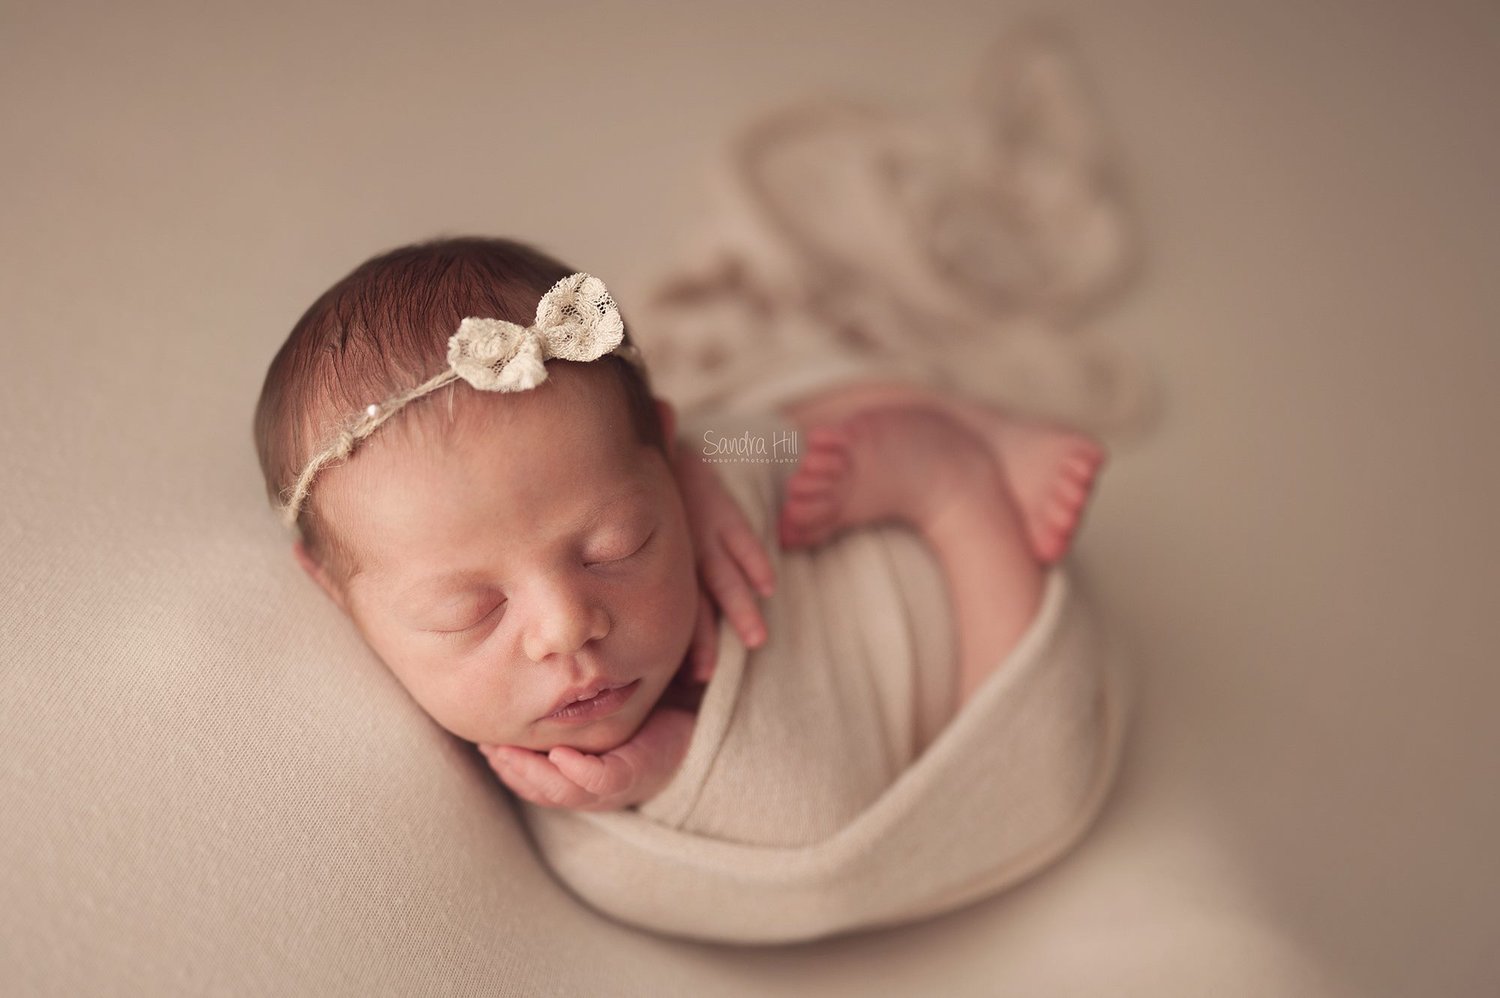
[512,411,1131,944]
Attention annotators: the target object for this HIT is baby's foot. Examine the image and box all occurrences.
[777,405,1011,549]
[948,404,1106,564]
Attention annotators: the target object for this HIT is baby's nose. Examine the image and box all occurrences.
[521,578,609,663]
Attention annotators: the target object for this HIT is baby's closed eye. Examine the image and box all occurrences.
[584,528,653,567]
[429,598,506,635]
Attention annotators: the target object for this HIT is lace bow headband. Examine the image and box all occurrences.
[277,271,643,530]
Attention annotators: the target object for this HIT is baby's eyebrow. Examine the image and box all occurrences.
[393,482,655,601]
[396,568,492,602]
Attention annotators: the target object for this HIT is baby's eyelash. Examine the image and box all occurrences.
[434,601,504,637]
[586,530,653,567]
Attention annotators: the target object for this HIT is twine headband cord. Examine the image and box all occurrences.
[276,272,641,530]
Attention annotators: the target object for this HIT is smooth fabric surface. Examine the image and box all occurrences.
[517,411,1128,943]
[3,3,1494,995]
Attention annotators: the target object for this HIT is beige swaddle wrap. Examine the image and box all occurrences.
[513,411,1131,944]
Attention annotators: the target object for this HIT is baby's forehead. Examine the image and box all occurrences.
[344,400,662,522]
[325,361,663,550]
[353,362,614,458]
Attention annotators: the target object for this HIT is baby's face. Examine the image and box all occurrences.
[310,363,699,754]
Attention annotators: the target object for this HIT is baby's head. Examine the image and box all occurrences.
[254,236,700,754]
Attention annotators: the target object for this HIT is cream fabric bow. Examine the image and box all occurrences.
[447,272,626,392]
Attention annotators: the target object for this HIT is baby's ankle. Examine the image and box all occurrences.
[839,406,1007,529]
[915,459,1014,544]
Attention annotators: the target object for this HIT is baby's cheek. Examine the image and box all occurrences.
[360,628,495,742]
[674,535,702,620]
[652,536,701,647]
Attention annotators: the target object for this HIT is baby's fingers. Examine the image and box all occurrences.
[481,744,593,810]
[549,745,638,805]
[689,589,717,682]
[721,517,776,598]
[701,534,768,649]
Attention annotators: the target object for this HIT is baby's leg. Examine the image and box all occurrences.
[778,379,1105,564]
[777,405,1044,707]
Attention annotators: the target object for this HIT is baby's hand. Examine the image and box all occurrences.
[672,443,775,678]
[478,705,696,812]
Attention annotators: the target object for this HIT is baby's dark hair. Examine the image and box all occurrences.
[253,235,665,585]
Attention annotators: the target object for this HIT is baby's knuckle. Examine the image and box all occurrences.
[515,782,549,804]
[573,770,608,795]
[711,556,745,585]
[511,785,548,807]
[535,782,572,807]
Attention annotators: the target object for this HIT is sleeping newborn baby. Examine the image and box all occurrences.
[255,235,1123,943]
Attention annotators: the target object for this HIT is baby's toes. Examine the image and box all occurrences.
[786,469,839,499]
[1064,442,1106,481]
[1045,497,1079,534]
[783,488,838,521]
[1028,516,1069,563]
[805,423,853,452]
[780,524,832,550]
[799,445,849,477]
[1030,482,1086,563]
[1053,476,1088,508]
[778,499,837,548]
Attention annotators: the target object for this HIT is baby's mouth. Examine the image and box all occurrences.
[542,678,638,722]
